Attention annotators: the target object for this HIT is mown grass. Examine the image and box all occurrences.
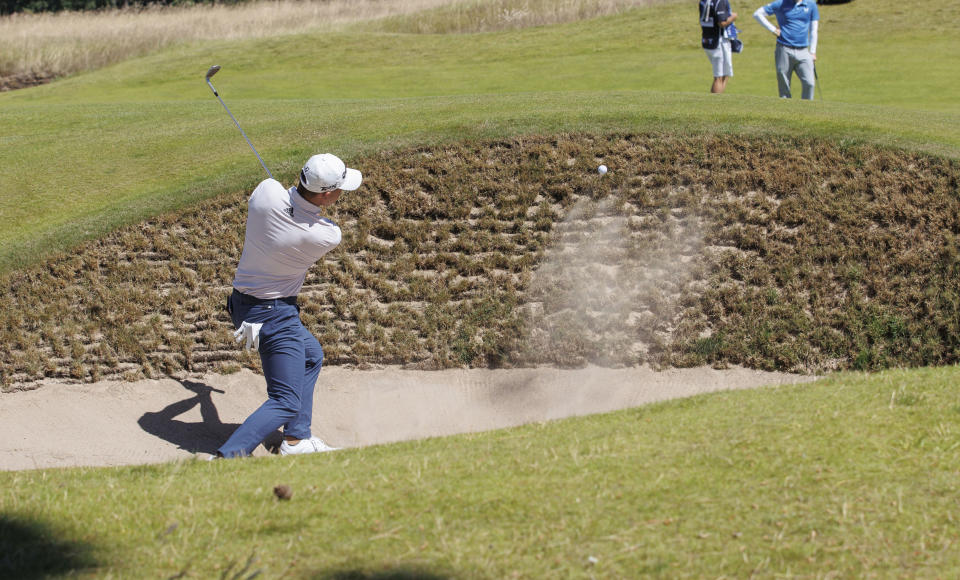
[1,2,958,577]
[1,0,958,273]
[3,366,959,578]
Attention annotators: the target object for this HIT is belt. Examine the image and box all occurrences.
[777,43,808,49]
[233,289,297,307]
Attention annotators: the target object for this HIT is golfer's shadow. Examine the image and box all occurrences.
[137,379,283,455]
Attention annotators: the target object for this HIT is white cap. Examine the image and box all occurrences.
[299,153,362,193]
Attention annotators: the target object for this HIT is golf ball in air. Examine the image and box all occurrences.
[598,165,608,175]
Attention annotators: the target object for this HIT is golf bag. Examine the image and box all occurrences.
[727,22,743,53]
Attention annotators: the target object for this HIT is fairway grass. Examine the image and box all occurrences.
[2,3,960,575]
[1,0,959,271]
[2,92,959,273]
[2,366,958,578]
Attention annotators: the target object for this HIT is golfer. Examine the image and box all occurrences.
[700,0,738,94]
[753,0,819,100]
[216,153,362,458]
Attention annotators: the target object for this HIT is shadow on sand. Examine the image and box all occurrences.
[137,379,236,455]
[135,379,279,455]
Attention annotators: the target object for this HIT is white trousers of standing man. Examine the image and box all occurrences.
[775,43,815,100]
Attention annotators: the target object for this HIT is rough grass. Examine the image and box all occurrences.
[3,366,960,578]
[0,0,451,80]
[0,0,670,83]
[2,133,959,389]
[367,0,668,34]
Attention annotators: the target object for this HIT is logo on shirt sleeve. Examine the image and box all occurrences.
[285,207,294,218]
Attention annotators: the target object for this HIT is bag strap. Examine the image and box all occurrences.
[700,0,713,23]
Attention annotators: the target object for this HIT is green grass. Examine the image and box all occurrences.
[1,0,959,271]
[3,366,959,578]
[2,2,960,576]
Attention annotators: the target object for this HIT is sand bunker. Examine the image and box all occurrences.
[0,366,817,471]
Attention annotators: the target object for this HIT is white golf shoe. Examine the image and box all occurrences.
[279,436,340,456]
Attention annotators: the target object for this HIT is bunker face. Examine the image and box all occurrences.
[2,134,958,388]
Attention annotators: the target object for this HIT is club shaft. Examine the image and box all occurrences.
[207,79,274,180]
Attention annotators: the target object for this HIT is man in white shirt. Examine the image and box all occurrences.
[217,153,362,458]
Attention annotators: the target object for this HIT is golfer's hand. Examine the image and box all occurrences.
[233,321,263,351]
[775,28,781,37]
[811,52,817,61]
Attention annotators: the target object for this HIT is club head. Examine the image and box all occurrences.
[205,65,221,81]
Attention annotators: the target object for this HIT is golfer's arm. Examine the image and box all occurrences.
[753,7,779,35]
[809,20,819,54]
[720,12,737,27]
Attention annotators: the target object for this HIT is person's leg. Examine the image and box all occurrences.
[706,47,724,93]
[217,306,304,457]
[796,49,816,100]
[775,44,792,98]
[281,324,324,441]
[720,39,733,92]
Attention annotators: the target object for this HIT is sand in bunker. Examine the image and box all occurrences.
[0,366,817,471]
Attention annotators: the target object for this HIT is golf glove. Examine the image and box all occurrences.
[233,321,263,351]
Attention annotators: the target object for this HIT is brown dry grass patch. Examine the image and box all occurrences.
[2,133,959,390]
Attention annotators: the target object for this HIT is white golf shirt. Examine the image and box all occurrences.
[232,179,342,299]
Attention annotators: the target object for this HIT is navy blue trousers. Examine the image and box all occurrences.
[218,290,324,457]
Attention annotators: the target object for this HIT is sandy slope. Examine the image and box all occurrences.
[0,366,818,471]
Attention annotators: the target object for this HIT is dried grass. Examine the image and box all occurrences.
[0,0,453,78]
[371,0,669,34]
[0,0,668,81]
[2,133,959,389]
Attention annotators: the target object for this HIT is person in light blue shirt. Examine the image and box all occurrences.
[754,0,820,99]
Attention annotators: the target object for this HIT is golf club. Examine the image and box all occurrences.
[204,65,274,180]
